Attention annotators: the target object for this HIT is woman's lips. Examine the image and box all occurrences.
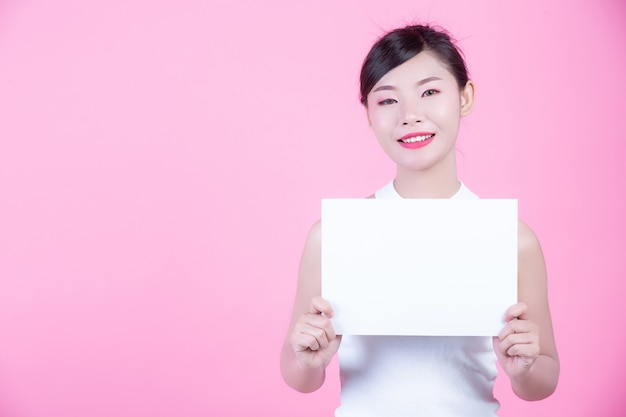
[398,133,435,149]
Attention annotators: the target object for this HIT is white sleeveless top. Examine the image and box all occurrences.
[335,180,500,417]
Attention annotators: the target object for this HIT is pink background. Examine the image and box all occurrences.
[1,0,625,416]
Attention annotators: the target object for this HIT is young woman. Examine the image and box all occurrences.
[280,24,559,416]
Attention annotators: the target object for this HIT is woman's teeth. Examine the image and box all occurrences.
[400,134,434,143]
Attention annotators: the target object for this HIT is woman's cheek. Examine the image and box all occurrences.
[369,108,396,131]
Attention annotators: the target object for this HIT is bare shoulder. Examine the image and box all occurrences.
[516,219,548,292]
[517,220,543,262]
[296,220,323,295]
[301,219,322,270]
[517,219,542,255]
[306,219,322,245]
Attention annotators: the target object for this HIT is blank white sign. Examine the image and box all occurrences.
[321,199,518,336]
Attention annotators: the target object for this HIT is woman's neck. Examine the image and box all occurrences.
[393,155,460,199]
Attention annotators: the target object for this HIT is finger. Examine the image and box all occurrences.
[499,331,538,350]
[505,340,540,359]
[503,302,529,322]
[293,332,321,352]
[309,296,334,318]
[493,336,515,361]
[305,313,336,341]
[293,318,328,350]
[498,318,537,341]
[498,321,518,341]
[300,326,330,350]
[497,325,540,359]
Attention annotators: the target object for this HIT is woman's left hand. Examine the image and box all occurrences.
[493,302,541,380]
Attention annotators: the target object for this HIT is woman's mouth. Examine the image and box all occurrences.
[398,133,435,148]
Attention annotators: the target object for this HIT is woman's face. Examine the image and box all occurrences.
[366,51,474,174]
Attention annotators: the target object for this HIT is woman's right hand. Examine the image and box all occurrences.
[290,296,341,370]
[281,221,339,392]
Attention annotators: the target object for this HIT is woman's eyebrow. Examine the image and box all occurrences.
[416,76,442,86]
[371,76,443,93]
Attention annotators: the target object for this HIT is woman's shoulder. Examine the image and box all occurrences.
[517,219,541,254]
[306,219,322,243]
[516,219,548,287]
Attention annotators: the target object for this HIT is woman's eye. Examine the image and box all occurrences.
[377,98,397,105]
[422,89,438,97]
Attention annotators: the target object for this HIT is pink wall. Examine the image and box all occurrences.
[1,0,625,415]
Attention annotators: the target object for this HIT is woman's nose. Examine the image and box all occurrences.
[401,101,422,125]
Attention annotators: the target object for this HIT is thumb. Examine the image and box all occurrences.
[328,335,342,353]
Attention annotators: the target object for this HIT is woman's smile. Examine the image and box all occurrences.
[398,132,435,148]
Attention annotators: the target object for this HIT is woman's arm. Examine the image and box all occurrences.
[493,220,560,400]
[280,221,341,393]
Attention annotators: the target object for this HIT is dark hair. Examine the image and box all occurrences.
[359,24,469,105]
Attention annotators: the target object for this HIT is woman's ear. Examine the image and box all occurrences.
[460,80,476,117]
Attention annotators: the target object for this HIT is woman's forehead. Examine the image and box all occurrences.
[372,52,455,90]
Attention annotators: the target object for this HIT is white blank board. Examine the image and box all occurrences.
[321,199,518,336]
